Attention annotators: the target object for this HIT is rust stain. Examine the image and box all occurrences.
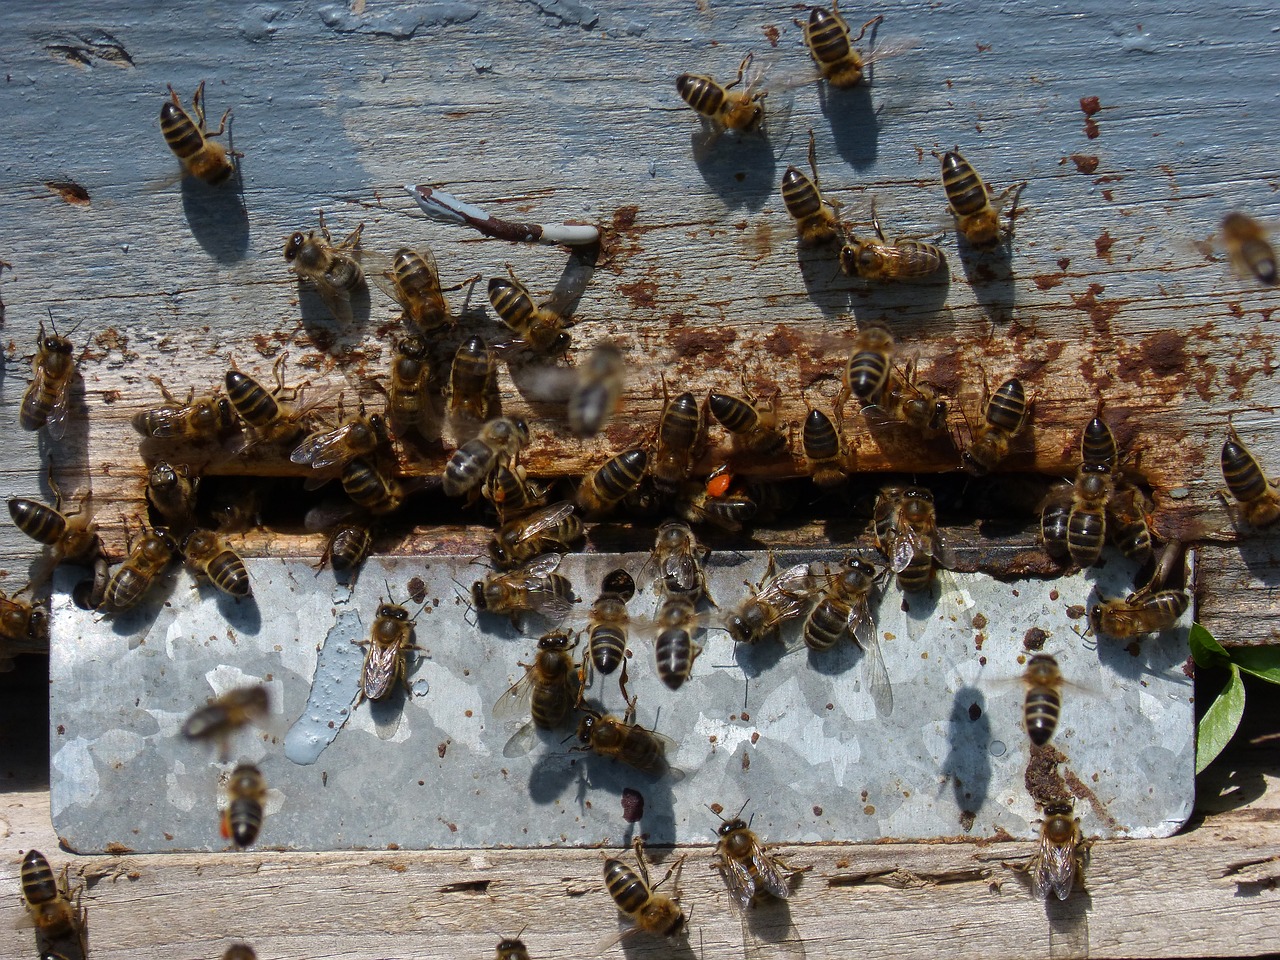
[1094,230,1115,260]
[617,278,658,309]
[45,180,91,205]
[1070,283,1119,336]
[1069,154,1099,174]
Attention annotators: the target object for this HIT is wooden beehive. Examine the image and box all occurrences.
[2,0,1280,956]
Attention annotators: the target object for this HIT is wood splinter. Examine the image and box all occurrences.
[406,184,600,246]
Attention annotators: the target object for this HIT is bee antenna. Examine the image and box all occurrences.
[734,797,751,820]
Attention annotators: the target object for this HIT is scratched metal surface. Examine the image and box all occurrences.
[49,551,1192,853]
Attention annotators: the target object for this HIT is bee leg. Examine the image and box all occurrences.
[210,107,232,139]
[616,656,631,704]
[851,14,884,43]
[622,691,638,725]
[340,222,365,251]
[632,835,654,885]
[192,81,207,129]
[443,273,482,293]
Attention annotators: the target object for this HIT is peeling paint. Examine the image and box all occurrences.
[318,3,479,37]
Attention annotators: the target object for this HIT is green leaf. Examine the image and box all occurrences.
[1231,647,1280,685]
[1196,664,1246,775]
[1189,622,1231,670]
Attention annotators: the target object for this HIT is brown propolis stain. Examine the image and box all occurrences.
[1094,229,1115,260]
[46,180,91,205]
[672,325,735,359]
[617,278,658,309]
[762,23,780,47]
[1033,273,1065,291]
[1069,154,1099,174]
[1079,96,1101,116]
[1070,283,1119,335]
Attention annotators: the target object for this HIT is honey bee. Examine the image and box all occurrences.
[443,416,529,498]
[1221,211,1277,286]
[802,4,883,88]
[353,599,423,704]
[1040,485,1072,562]
[144,461,200,530]
[674,479,758,533]
[20,849,85,955]
[483,463,550,522]
[1065,466,1114,568]
[568,342,625,438]
[324,521,373,573]
[341,457,405,516]
[159,81,238,185]
[223,946,257,960]
[1031,802,1084,901]
[873,486,942,592]
[496,631,580,757]
[1022,653,1063,747]
[0,587,49,652]
[181,683,270,758]
[283,211,366,324]
[577,702,679,777]
[1107,482,1153,562]
[708,386,789,457]
[803,407,848,488]
[961,377,1028,476]
[724,558,816,646]
[20,314,77,439]
[472,553,578,623]
[587,568,636,678]
[651,520,711,602]
[448,336,499,429]
[374,246,473,332]
[936,149,1022,249]
[220,762,266,848]
[676,52,766,133]
[132,379,238,443]
[1220,416,1280,527]
[602,838,688,952]
[490,500,584,570]
[837,325,895,416]
[1090,555,1187,640]
[182,528,251,597]
[225,356,310,446]
[101,524,177,612]
[8,480,98,568]
[291,407,388,472]
[781,130,842,246]
[495,937,530,960]
[840,215,947,281]
[386,335,437,441]
[1080,401,1118,473]
[652,384,706,492]
[712,805,794,908]
[805,558,892,716]
[653,595,705,691]
[488,268,571,354]
[874,366,948,437]
[576,449,649,518]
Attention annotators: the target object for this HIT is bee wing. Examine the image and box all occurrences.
[521,501,578,539]
[290,423,356,469]
[517,552,565,579]
[751,847,792,901]
[359,641,399,701]
[525,583,576,622]
[44,380,72,441]
[1033,839,1078,901]
[887,531,919,573]
[853,617,893,718]
[860,37,922,72]
[594,922,651,956]
[501,719,539,758]
[721,853,758,911]
[492,666,537,720]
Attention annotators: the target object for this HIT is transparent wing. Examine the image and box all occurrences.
[360,642,399,701]
[1033,839,1078,901]
[501,719,539,758]
[516,552,565,580]
[492,665,536,720]
[45,380,72,441]
[144,408,187,439]
[525,583,576,621]
[290,422,359,469]
[311,276,354,326]
[514,501,577,540]
[722,854,758,911]
[888,529,923,573]
[751,848,792,901]
[854,619,893,718]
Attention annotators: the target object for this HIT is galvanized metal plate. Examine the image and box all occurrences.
[49,550,1194,853]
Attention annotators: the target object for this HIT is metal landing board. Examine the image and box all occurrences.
[49,551,1194,853]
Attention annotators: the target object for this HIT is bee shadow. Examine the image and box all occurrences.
[847,272,953,332]
[297,280,373,354]
[105,573,180,642]
[940,685,992,830]
[212,586,262,635]
[795,242,852,318]
[526,739,582,804]
[744,895,807,960]
[732,638,790,679]
[180,175,250,264]
[958,241,1017,325]
[1046,887,1092,955]
[821,83,881,172]
[691,131,778,212]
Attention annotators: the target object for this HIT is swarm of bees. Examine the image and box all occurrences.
[8,8,1274,954]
